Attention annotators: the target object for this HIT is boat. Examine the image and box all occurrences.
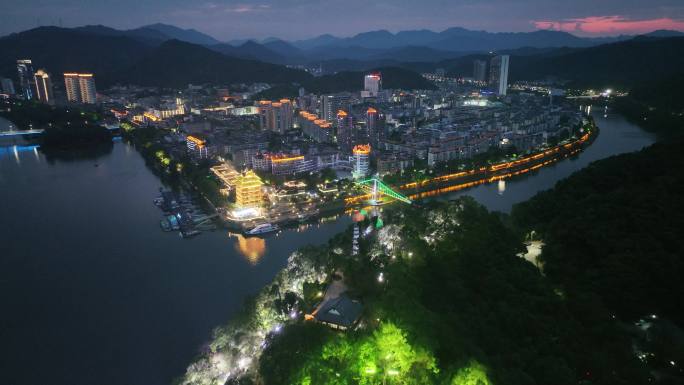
[179,230,201,239]
[246,223,280,235]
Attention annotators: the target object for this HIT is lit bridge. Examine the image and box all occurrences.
[0,129,45,137]
[355,178,412,205]
[0,126,120,138]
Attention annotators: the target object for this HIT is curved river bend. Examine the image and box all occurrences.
[0,109,655,385]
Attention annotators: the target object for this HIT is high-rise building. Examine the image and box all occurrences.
[473,60,487,82]
[366,108,379,146]
[299,111,333,143]
[336,110,353,153]
[362,73,382,97]
[33,69,54,105]
[351,144,371,179]
[64,73,97,104]
[1,78,15,95]
[320,95,351,122]
[489,55,509,96]
[234,170,264,208]
[16,59,35,100]
[258,99,293,133]
[186,135,209,159]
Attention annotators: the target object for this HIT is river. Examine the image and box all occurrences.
[0,108,656,385]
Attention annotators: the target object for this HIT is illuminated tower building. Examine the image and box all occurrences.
[366,107,379,146]
[489,55,509,96]
[352,144,371,179]
[362,73,382,97]
[64,73,97,103]
[235,170,264,208]
[16,59,35,100]
[186,135,208,159]
[336,110,353,153]
[258,99,293,133]
[33,69,54,105]
[320,95,350,122]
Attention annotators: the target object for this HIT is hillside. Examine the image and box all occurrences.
[436,37,684,88]
[120,40,312,87]
[257,66,435,99]
[0,27,313,88]
[512,139,684,326]
[0,27,150,84]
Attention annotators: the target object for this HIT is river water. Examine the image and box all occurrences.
[0,108,656,385]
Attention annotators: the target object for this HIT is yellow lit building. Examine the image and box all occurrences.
[64,73,97,104]
[235,170,264,208]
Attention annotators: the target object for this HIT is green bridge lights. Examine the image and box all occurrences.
[356,178,412,205]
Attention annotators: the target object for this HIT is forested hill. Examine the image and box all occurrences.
[613,73,684,136]
[512,139,684,327]
[256,66,436,99]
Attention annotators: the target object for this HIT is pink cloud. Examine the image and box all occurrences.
[533,15,684,35]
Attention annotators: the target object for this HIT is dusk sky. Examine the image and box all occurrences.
[1,0,684,41]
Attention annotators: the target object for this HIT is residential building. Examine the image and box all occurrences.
[351,144,370,179]
[320,95,350,122]
[270,154,315,175]
[64,73,97,103]
[186,135,208,159]
[473,60,487,82]
[362,73,382,98]
[489,55,510,96]
[366,107,380,147]
[33,69,54,105]
[16,59,35,100]
[299,111,333,143]
[258,99,293,133]
[1,78,16,95]
[336,110,353,153]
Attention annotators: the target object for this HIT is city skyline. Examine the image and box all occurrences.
[1,0,683,40]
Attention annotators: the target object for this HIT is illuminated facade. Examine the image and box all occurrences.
[320,95,351,122]
[33,69,54,105]
[210,163,240,195]
[16,59,35,100]
[336,110,353,153]
[270,154,315,175]
[299,111,333,143]
[489,55,509,96]
[352,144,371,179]
[152,98,186,119]
[258,99,293,133]
[64,73,97,104]
[235,170,264,208]
[186,135,208,159]
[362,73,381,97]
[366,107,379,146]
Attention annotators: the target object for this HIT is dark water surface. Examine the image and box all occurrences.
[0,134,351,385]
[0,108,655,385]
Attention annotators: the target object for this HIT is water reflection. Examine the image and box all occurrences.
[230,233,266,265]
[497,179,506,195]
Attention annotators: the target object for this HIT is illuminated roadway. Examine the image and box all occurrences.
[345,129,593,206]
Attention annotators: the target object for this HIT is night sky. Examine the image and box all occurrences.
[1,0,683,41]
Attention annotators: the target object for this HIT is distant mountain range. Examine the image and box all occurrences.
[0,26,311,88]
[1,24,683,91]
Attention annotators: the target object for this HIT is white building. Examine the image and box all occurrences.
[362,73,382,98]
[351,144,370,179]
[489,55,509,96]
